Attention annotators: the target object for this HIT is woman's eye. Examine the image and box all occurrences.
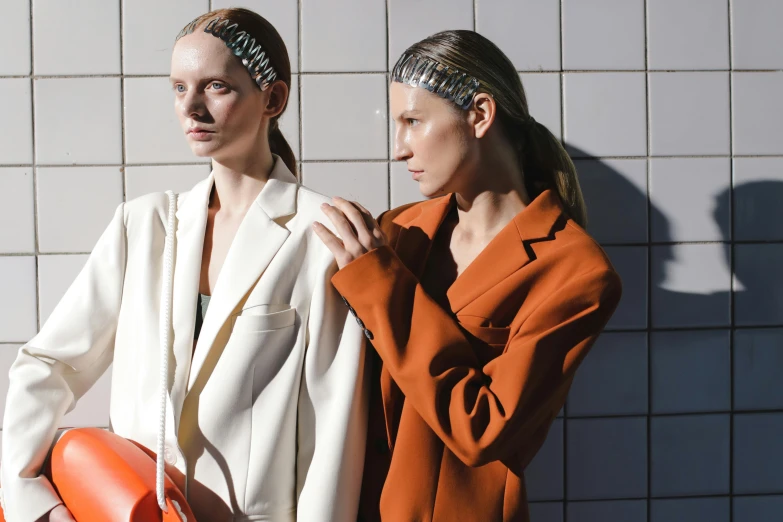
[211,82,226,90]
[174,84,186,93]
[407,118,419,126]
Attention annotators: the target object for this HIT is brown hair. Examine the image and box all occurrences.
[402,30,587,228]
[177,8,297,174]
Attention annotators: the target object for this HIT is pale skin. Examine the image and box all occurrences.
[41,26,289,522]
[314,82,532,278]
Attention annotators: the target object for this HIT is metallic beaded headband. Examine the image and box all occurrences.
[391,53,481,110]
[176,16,279,91]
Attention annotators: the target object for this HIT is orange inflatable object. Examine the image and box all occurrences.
[46,428,195,521]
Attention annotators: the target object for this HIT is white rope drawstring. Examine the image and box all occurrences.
[157,191,177,512]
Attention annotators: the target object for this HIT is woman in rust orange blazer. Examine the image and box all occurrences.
[314,30,622,522]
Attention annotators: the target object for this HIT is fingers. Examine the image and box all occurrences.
[330,197,375,247]
[312,221,353,269]
[319,203,365,257]
[332,197,387,248]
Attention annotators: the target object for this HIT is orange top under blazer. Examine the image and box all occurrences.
[331,189,623,522]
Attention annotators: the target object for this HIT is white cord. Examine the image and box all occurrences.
[157,191,177,512]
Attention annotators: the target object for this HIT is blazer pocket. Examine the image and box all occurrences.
[232,306,296,334]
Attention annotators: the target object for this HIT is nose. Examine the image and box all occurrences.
[393,126,412,162]
[179,89,206,120]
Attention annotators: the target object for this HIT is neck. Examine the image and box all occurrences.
[210,146,275,216]
[452,140,530,241]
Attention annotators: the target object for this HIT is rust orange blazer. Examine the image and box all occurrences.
[331,189,622,522]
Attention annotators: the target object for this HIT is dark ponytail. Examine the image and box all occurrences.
[403,30,588,229]
[269,121,297,175]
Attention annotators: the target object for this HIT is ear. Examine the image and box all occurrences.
[263,80,289,119]
[467,93,496,139]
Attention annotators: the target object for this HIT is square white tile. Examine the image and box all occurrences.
[576,158,647,243]
[734,329,783,411]
[568,332,648,416]
[731,0,783,69]
[520,73,562,139]
[0,79,33,165]
[733,158,783,241]
[0,344,22,426]
[733,413,783,493]
[651,330,731,414]
[651,415,730,496]
[388,0,474,68]
[123,0,208,75]
[37,254,89,324]
[301,74,388,160]
[37,167,123,253]
[734,244,783,327]
[649,72,730,156]
[734,496,783,522]
[33,0,120,75]
[651,498,730,522]
[652,244,731,328]
[647,0,729,70]
[34,78,122,165]
[123,77,200,164]
[0,0,31,75]
[567,417,647,499]
[278,74,300,163]
[602,246,647,330]
[529,503,563,522]
[650,158,731,242]
[564,73,647,157]
[302,0,386,72]
[562,0,645,70]
[477,0,561,71]
[525,419,563,501]
[390,161,426,209]
[301,162,389,218]
[0,168,35,254]
[568,500,647,522]
[212,0,299,71]
[732,72,783,155]
[60,365,112,428]
[125,164,210,201]
[0,256,37,342]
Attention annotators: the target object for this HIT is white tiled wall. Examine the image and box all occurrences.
[1,1,781,520]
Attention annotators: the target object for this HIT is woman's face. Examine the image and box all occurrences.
[170,29,269,161]
[390,81,478,198]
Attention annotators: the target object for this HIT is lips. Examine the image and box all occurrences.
[409,168,423,180]
[187,128,215,141]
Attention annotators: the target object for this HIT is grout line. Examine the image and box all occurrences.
[2,69,782,80]
[473,0,477,32]
[563,410,783,420]
[297,0,303,178]
[603,324,783,334]
[29,0,41,333]
[385,0,391,211]
[643,0,653,517]
[119,0,126,202]
[727,0,735,518]
[559,0,567,517]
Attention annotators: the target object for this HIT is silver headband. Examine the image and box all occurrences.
[176,16,279,91]
[391,53,480,110]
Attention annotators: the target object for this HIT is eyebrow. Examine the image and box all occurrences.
[397,109,423,119]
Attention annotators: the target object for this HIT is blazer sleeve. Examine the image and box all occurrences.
[331,245,621,468]
[295,248,369,521]
[1,203,127,522]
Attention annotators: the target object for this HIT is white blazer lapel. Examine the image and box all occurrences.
[186,158,299,393]
[169,174,212,429]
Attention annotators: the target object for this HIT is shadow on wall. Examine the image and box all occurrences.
[522,145,783,506]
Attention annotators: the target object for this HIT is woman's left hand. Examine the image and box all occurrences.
[313,197,387,269]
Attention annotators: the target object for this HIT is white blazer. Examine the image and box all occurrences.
[0,157,368,522]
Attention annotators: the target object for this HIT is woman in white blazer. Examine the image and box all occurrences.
[0,8,367,522]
